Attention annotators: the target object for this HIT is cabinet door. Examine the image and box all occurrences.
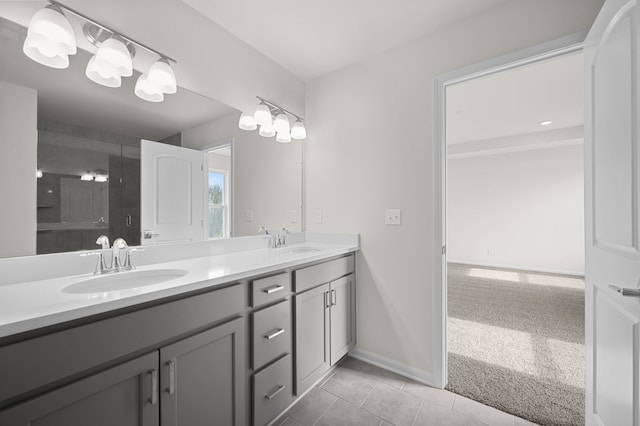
[330,274,355,365]
[294,283,330,395]
[160,318,245,426]
[0,352,159,426]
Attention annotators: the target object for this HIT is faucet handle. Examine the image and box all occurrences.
[258,226,269,235]
[82,252,109,275]
[123,248,144,271]
[96,235,110,249]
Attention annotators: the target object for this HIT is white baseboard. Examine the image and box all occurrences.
[349,348,436,388]
[446,259,584,277]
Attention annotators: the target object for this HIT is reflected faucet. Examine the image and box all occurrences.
[96,235,109,249]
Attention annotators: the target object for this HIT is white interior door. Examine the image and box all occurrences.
[140,140,204,245]
[585,1,640,424]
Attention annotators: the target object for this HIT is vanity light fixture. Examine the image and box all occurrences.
[23,0,178,101]
[240,96,307,142]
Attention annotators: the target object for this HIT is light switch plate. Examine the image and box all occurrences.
[290,209,297,223]
[245,210,254,222]
[385,209,401,225]
[314,209,323,224]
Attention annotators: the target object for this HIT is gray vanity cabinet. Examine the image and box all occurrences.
[0,352,159,426]
[160,318,245,426]
[294,255,356,395]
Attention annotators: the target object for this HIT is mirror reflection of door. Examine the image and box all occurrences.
[207,145,232,239]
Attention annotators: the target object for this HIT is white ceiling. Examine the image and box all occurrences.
[181,0,511,81]
[446,51,584,148]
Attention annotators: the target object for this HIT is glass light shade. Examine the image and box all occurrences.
[259,122,276,138]
[86,55,121,87]
[148,59,177,94]
[23,33,70,69]
[274,112,290,134]
[135,73,164,102]
[22,5,76,69]
[254,103,272,126]
[80,172,94,181]
[291,120,307,140]
[94,38,132,77]
[94,174,108,183]
[36,169,43,179]
[276,131,292,143]
[238,112,257,131]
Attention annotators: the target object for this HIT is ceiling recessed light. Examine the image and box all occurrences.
[539,120,552,126]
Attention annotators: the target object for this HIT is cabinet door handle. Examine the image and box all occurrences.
[167,360,176,395]
[149,369,158,405]
[331,289,337,306]
[264,384,286,400]
[325,291,330,308]
[264,328,285,340]
[263,284,284,294]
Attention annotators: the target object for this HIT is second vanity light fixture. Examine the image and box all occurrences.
[22,0,177,102]
[238,96,307,143]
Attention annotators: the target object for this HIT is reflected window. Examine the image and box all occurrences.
[207,143,231,238]
[208,170,227,238]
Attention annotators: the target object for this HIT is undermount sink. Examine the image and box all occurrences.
[280,246,325,255]
[63,269,188,294]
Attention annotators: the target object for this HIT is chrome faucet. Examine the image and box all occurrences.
[110,238,128,272]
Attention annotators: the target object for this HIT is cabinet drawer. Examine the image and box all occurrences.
[252,300,291,370]
[293,255,355,293]
[251,272,291,308]
[253,354,292,426]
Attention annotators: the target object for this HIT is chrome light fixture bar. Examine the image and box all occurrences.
[23,0,178,102]
[238,96,307,142]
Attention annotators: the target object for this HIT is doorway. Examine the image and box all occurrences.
[433,33,587,425]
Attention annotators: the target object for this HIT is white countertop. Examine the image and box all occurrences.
[0,240,358,340]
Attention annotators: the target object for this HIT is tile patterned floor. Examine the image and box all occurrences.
[274,357,538,426]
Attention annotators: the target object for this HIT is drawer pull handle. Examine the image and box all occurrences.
[264,328,285,340]
[149,369,158,405]
[263,285,285,294]
[265,384,286,400]
[167,360,176,395]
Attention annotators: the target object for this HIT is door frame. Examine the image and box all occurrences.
[432,31,587,389]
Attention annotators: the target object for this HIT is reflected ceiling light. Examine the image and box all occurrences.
[238,112,257,131]
[274,111,290,134]
[276,131,292,143]
[36,169,43,179]
[134,73,164,102]
[22,4,77,69]
[80,172,94,181]
[242,96,306,143]
[254,101,272,126]
[290,119,307,140]
[259,121,276,138]
[539,120,552,126]
[94,174,108,182]
[23,1,178,101]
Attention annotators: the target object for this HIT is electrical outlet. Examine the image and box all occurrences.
[385,209,401,225]
[314,209,323,224]
[245,210,253,222]
[290,209,297,223]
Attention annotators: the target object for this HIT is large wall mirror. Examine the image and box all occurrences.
[0,4,302,258]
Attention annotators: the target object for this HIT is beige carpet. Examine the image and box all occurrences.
[446,263,585,426]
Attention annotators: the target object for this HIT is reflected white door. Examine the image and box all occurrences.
[140,140,204,245]
[585,1,640,424]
